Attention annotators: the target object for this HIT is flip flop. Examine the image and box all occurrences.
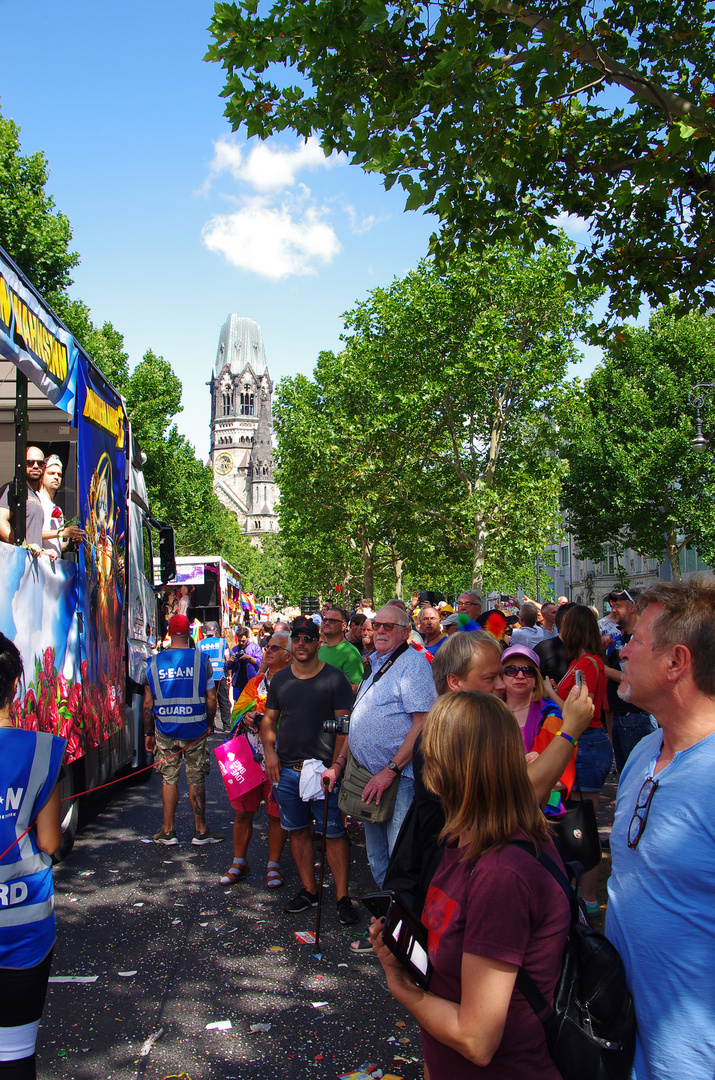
[349,939,373,953]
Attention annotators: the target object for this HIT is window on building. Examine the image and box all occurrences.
[602,547,618,575]
[240,388,255,416]
[221,390,233,417]
[561,546,569,566]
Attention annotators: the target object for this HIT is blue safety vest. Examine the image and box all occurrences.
[198,636,225,676]
[147,649,211,740]
[0,730,66,969]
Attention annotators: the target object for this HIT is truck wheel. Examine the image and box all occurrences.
[53,767,79,863]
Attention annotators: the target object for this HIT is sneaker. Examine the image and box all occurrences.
[284,887,319,913]
[191,828,225,846]
[336,895,359,926]
[152,828,178,846]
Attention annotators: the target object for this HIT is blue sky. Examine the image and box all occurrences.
[2,0,600,458]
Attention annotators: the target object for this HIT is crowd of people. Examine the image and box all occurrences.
[3,572,715,1080]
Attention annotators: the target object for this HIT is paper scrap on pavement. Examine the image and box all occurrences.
[206,1020,232,1030]
[139,1027,164,1056]
[118,971,137,977]
[294,930,316,944]
[139,838,153,844]
[311,1001,329,1008]
[49,976,99,984]
[249,1023,272,1032]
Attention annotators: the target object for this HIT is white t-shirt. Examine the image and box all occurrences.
[39,490,63,557]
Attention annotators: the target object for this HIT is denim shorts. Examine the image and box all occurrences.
[574,727,613,792]
[272,765,345,837]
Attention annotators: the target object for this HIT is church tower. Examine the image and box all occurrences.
[209,315,279,542]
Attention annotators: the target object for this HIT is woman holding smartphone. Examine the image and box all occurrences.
[369,690,574,1079]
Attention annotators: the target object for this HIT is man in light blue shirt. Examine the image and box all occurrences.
[348,605,437,887]
[606,578,715,1080]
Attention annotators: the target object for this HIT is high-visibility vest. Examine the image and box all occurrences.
[0,730,66,968]
[147,649,211,740]
[198,636,225,675]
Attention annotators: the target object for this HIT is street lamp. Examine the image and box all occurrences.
[689,383,715,454]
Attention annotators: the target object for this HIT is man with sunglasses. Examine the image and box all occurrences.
[603,588,657,772]
[261,616,358,923]
[606,578,715,1080]
[318,605,365,691]
[347,605,437,887]
[0,447,46,549]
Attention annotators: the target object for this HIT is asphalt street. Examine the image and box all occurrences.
[40,732,423,1080]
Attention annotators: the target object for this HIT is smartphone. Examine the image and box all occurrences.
[361,890,432,990]
[575,669,583,689]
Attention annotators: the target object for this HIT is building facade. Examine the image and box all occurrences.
[209,315,279,542]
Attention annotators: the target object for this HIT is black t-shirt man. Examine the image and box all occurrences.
[265,663,353,767]
[0,483,44,547]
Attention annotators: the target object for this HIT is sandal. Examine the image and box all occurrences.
[220,863,249,886]
[349,938,373,953]
[266,866,283,889]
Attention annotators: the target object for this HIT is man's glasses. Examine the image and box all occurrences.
[291,634,316,644]
[26,459,45,468]
[457,601,479,609]
[628,776,659,849]
[503,665,537,678]
[265,644,288,653]
[321,617,343,626]
[372,621,407,633]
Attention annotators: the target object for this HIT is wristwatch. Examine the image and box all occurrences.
[386,760,401,775]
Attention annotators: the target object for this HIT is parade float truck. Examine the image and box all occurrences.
[155,555,243,638]
[0,245,176,858]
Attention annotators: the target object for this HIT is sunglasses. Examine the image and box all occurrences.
[372,621,407,633]
[26,459,45,468]
[627,776,659,850]
[265,644,288,653]
[321,617,343,625]
[291,633,317,644]
[503,665,537,678]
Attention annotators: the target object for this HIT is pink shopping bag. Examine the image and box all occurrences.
[214,734,264,803]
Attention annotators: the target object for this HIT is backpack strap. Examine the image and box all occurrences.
[508,840,578,1022]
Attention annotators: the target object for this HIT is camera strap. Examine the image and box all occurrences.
[353,641,410,710]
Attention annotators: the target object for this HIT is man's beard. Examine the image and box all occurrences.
[617,665,631,703]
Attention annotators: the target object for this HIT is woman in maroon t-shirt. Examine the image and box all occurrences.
[369,691,571,1079]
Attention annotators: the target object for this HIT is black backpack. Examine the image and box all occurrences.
[511,842,636,1080]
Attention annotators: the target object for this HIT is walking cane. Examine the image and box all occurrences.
[314,776,331,951]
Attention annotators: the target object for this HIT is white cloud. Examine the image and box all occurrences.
[202,195,342,280]
[344,203,380,235]
[207,135,345,193]
[549,211,591,237]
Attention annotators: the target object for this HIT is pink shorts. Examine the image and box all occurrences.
[230,775,280,818]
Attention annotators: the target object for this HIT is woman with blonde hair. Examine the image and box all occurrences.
[369,691,571,1079]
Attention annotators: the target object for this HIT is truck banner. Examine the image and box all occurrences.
[0,543,85,761]
[76,354,127,744]
[0,249,79,416]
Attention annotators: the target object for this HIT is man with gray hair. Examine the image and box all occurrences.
[456,590,483,619]
[510,602,545,647]
[347,604,437,887]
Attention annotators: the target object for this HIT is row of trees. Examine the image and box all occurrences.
[0,108,268,593]
[273,255,715,601]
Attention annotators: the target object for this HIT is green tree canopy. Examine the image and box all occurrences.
[274,241,592,597]
[562,301,715,580]
[0,108,79,296]
[208,0,715,325]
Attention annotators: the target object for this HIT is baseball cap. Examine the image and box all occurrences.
[168,614,191,636]
[290,615,320,640]
[606,589,640,604]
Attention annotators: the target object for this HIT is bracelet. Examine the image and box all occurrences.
[557,729,576,746]
[337,754,348,764]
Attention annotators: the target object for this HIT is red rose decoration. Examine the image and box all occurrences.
[51,505,63,520]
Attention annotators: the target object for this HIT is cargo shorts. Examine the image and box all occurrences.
[154,730,210,787]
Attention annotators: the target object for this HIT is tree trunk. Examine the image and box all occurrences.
[471,512,487,593]
[392,558,404,599]
[361,533,375,602]
[666,525,682,582]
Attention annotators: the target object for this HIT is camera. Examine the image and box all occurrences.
[323,716,350,735]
